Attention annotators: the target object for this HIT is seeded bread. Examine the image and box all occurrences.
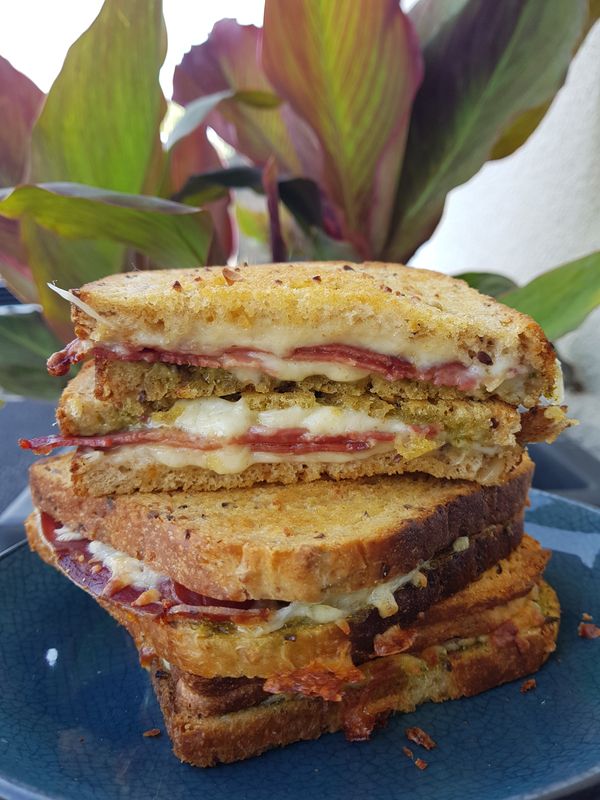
[161,581,550,717]
[148,579,559,766]
[29,452,533,603]
[27,511,536,678]
[59,360,524,442]
[69,443,523,495]
[69,262,558,407]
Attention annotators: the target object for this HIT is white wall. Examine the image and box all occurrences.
[412,21,600,451]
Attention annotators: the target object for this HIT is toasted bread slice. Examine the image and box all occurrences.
[27,510,535,678]
[148,580,559,766]
[51,360,544,494]
[89,359,571,442]
[29,452,533,603]
[67,262,559,407]
[60,360,524,442]
[164,578,551,718]
[70,441,525,495]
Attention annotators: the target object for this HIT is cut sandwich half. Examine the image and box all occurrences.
[24,338,571,495]
[27,453,534,679]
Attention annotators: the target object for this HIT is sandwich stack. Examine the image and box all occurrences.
[22,262,572,766]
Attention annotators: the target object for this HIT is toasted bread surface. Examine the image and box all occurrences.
[71,262,558,406]
[29,452,533,602]
[149,580,559,766]
[27,511,535,677]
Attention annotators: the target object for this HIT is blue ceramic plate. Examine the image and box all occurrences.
[1,489,599,800]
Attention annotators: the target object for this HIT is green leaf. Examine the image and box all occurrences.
[262,0,422,255]
[0,183,213,268]
[167,89,283,151]
[29,0,166,189]
[386,0,588,261]
[0,309,65,400]
[172,166,263,203]
[236,205,270,244]
[235,90,282,109]
[25,0,168,330]
[455,271,518,298]
[172,167,324,232]
[490,0,600,160]
[499,252,600,341]
[166,90,233,149]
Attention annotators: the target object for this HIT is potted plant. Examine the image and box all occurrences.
[0,0,598,399]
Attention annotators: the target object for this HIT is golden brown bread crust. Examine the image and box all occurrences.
[69,443,524,495]
[149,580,559,766]
[71,262,558,407]
[29,452,534,602]
[27,512,545,679]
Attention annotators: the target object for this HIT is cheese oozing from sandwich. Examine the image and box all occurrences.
[40,514,448,631]
[82,397,444,474]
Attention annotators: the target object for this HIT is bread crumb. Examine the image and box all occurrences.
[582,612,593,622]
[222,267,242,285]
[143,728,161,737]
[405,726,437,750]
[415,758,428,770]
[402,746,414,760]
[520,678,537,693]
[578,622,600,639]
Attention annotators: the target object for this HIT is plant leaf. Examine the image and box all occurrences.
[166,90,233,149]
[490,0,600,160]
[0,309,65,400]
[455,271,518,297]
[0,182,213,268]
[262,157,287,262]
[167,128,234,260]
[172,166,263,203]
[262,0,423,256]
[0,56,44,186]
[499,252,600,341]
[0,57,45,302]
[25,0,168,330]
[167,89,283,151]
[172,166,324,231]
[410,0,469,44]
[386,0,588,261]
[173,20,320,178]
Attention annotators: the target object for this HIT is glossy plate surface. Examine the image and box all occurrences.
[1,489,599,800]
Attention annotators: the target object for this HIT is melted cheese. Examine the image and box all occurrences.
[44,519,434,631]
[245,562,429,635]
[97,441,398,473]
[153,397,413,439]
[452,536,470,553]
[87,540,163,591]
[55,525,86,542]
[124,398,431,473]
